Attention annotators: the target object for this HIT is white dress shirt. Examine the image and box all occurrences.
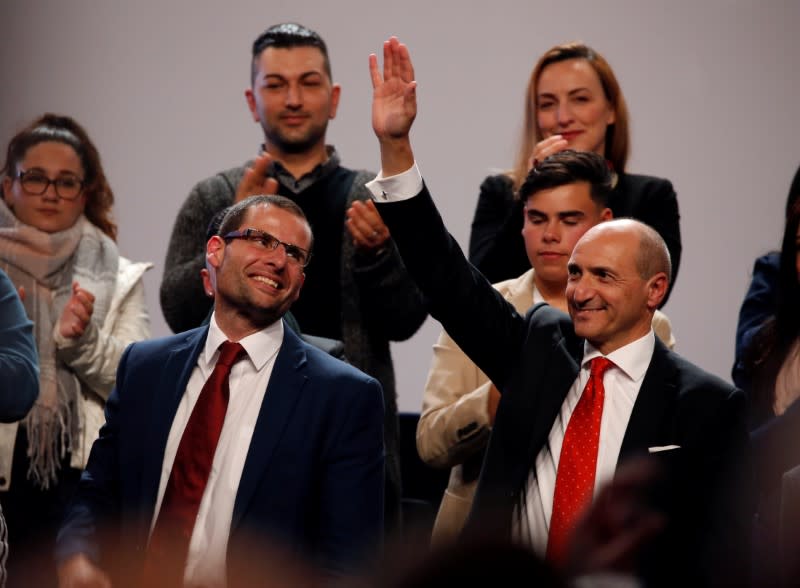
[516,333,655,554]
[151,315,282,587]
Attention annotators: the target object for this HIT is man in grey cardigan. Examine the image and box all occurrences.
[159,23,427,530]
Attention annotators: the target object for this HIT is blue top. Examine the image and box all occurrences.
[0,267,39,422]
[732,252,780,390]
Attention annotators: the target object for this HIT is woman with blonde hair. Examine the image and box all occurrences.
[0,113,151,585]
[469,42,681,303]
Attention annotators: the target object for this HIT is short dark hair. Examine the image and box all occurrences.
[518,149,612,208]
[251,23,331,85]
[218,194,314,253]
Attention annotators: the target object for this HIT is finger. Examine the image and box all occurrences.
[369,53,381,89]
[383,38,394,82]
[363,201,391,236]
[16,285,25,302]
[73,290,95,315]
[70,300,92,324]
[397,41,415,82]
[345,218,370,246]
[252,152,273,176]
[264,176,279,195]
[75,287,95,304]
[347,208,374,239]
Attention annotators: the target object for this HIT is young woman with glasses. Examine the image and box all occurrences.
[0,113,152,585]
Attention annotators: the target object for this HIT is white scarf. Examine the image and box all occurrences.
[0,200,117,488]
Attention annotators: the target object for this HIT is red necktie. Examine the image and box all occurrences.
[546,356,613,564]
[144,341,246,584]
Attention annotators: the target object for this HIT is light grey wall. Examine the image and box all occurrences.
[2,0,798,411]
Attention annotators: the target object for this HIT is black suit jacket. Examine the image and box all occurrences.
[378,185,747,587]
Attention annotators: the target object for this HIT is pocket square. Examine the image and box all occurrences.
[648,444,681,453]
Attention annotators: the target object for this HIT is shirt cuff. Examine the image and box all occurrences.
[365,162,423,202]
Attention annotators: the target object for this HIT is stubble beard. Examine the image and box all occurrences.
[264,120,327,156]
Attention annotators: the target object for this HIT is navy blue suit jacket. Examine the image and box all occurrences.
[56,321,384,577]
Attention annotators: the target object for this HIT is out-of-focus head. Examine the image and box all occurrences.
[208,195,313,330]
[1,114,116,239]
[520,150,613,292]
[779,199,800,293]
[246,23,340,157]
[514,43,629,187]
[566,219,670,354]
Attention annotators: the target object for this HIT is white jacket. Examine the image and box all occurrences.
[0,257,152,489]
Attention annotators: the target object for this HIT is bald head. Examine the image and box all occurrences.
[578,218,671,285]
[567,219,670,353]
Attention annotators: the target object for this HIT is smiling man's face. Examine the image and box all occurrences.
[208,203,310,330]
[565,222,657,354]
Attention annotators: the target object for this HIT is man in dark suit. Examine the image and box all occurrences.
[56,195,384,586]
[365,38,748,586]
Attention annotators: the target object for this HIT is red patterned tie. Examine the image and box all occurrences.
[546,356,613,564]
[144,341,246,584]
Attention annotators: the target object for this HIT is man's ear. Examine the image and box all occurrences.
[245,88,259,123]
[207,235,225,269]
[600,207,613,221]
[645,272,668,310]
[328,84,341,120]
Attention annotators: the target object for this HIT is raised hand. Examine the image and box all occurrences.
[235,151,279,203]
[58,281,95,339]
[369,37,418,176]
[370,37,417,143]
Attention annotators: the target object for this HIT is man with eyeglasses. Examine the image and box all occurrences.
[56,195,385,586]
[159,23,426,531]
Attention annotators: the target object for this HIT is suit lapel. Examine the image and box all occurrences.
[619,339,679,459]
[521,310,583,483]
[231,327,308,530]
[140,328,209,512]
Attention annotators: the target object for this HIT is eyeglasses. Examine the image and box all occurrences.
[15,170,84,201]
[223,228,311,267]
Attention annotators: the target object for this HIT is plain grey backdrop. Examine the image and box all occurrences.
[2,0,798,411]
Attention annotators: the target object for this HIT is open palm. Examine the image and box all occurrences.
[370,37,417,140]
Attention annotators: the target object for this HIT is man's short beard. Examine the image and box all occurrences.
[265,125,327,155]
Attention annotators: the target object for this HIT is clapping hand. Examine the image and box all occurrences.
[346,200,391,253]
[58,281,95,339]
[235,151,279,203]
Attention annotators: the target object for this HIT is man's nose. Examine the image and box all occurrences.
[264,243,289,268]
[285,83,302,107]
[570,277,594,303]
[542,221,560,242]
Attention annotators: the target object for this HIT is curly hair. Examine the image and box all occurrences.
[2,113,117,240]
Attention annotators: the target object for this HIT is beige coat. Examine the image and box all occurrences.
[417,268,676,543]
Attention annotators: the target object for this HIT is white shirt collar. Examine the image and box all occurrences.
[581,329,656,383]
[204,314,284,371]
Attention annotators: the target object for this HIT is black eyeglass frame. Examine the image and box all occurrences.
[222,227,312,267]
[15,170,84,201]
